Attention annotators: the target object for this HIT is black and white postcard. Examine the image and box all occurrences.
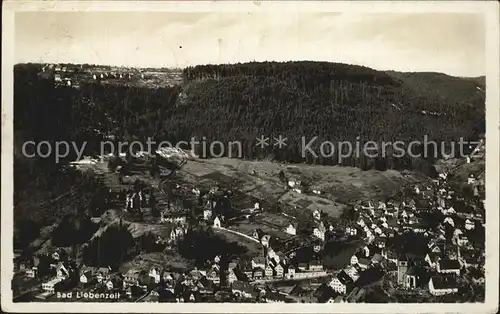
[2,1,499,313]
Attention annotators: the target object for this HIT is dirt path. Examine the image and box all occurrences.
[215,226,261,244]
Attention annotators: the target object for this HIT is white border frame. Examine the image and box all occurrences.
[2,1,499,313]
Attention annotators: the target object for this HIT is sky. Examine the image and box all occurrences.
[15,12,485,77]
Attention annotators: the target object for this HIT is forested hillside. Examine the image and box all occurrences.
[15,61,485,174]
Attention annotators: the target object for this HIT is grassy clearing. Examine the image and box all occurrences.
[200,158,422,204]
[256,212,293,228]
[212,228,263,258]
[279,191,347,218]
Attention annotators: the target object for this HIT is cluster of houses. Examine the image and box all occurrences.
[44,63,154,89]
[20,251,75,297]
[52,64,77,88]
[22,247,301,303]
[328,169,486,299]
[240,228,326,283]
[16,138,484,303]
[124,187,149,212]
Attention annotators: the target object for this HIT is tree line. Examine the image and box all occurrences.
[14,62,485,176]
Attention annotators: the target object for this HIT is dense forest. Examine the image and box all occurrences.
[15,61,485,177]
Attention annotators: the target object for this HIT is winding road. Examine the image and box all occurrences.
[215,226,261,244]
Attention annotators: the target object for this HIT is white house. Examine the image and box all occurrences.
[228,269,238,283]
[52,252,60,261]
[344,265,360,282]
[285,265,296,279]
[26,267,37,278]
[261,234,271,247]
[414,186,420,194]
[213,217,221,228]
[425,253,441,269]
[465,219,475,230]
[365,229,375,243]
[467,176,476,185]
[105,280,114,290]
[203,209,212,221]
[350,252,360,265]
[437,259,461,275]
[309,260,323,272]
[264,265,274,278]
[285,223,297,235]
[329,271,353,294]
[274,263,284,277]
[149,266,162,283]
[357,218,366,227]
[377,201,387,210]
[288,180,301,188]
[373,225,383,235]
[312,209,321,221]
[444,217,455,227]
[251,256,267,270]
[56,263,69,279]
[42,277,64,294]
[313,227,325,241]
[345,226,357,236]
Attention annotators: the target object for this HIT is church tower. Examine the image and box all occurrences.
[397,254,408,285]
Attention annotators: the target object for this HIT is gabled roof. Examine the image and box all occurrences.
[253,267,265,273]
[430,275,458,290]
[252,256,267,264]
[335,270,354,285]
[439,259,461,270]
[427,252,441,262]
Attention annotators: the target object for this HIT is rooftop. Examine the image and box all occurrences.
[439,259,461,270]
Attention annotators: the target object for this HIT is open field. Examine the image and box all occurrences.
[279,191,347,218]
[255,212,293,228]
[181,159,287,202]
[194,158,425,204]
